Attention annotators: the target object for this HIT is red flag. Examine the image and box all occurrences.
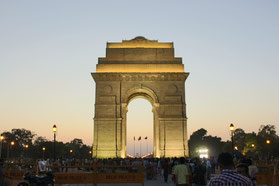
[145,136,147,140]
[138,136,141,141]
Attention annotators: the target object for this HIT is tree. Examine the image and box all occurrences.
[188,128,223,157]
[242,132,257,157]
[1,129,35,158]
[233,128,246,152]
[257,125,279,157]
[11,128,35,146]
[203,135,222,157]
[188,128,207,157]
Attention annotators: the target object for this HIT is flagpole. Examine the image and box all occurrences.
[140,140,141,157]
[144,136,148,155]
[147,140,148,154]
[134,136,136,157]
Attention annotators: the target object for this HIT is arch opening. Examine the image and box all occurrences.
[126,97,154,158]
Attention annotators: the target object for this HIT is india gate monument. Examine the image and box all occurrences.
[91,37,189,158]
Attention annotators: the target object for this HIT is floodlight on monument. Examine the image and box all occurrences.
[198,148,209,158]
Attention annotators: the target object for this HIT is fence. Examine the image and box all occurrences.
[255,164,279,186]
[2,162,145,186]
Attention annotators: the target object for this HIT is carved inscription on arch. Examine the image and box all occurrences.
[92,73,188,81]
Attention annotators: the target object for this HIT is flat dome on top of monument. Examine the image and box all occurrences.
[132,36,148,40]
[107,37,173,48]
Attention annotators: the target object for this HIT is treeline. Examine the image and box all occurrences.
[0,129,92,159]
[1,124,278,159]
[189,124,279,158]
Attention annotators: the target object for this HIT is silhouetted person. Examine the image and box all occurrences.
[236,163,255,186]
[208,153,253,186]
[172,157,191,186]
[192,158,206,186]
[0,159,4,185]
[162,159,169,183]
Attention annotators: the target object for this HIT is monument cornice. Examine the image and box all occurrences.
[91,72,189,81]
[98,58,182,64]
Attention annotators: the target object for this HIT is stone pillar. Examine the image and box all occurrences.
[120,104,128,158]
[153,103,160,158]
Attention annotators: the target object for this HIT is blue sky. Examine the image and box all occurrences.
[0,1,278,155]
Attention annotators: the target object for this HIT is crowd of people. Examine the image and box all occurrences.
[1,152,278,186]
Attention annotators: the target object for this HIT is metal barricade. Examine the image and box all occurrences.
[48,164,145,186]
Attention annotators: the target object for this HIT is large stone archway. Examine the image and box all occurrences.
[92,37,189,158]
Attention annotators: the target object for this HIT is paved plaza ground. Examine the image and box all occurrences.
[57,175,175,186]
[56,174,216,186]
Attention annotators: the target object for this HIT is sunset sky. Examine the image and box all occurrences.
[0,1,278,155]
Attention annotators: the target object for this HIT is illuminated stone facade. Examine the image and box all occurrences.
[92,37,189,158]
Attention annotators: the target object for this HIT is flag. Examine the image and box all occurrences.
[138,136,141,141]
[133,136,135,141]
[144,136,147,140]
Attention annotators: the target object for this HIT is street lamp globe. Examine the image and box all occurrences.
[230,123,234,132]
[53,125,57,133]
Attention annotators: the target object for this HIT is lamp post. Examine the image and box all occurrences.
[42,147,46,159]
[10,141,15,158]
[24,144,29,157]
[69,149,73,158]
[266,139,271,159]
[0,135,4,158]
[53,125,57,160]
[230,123,235,153]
